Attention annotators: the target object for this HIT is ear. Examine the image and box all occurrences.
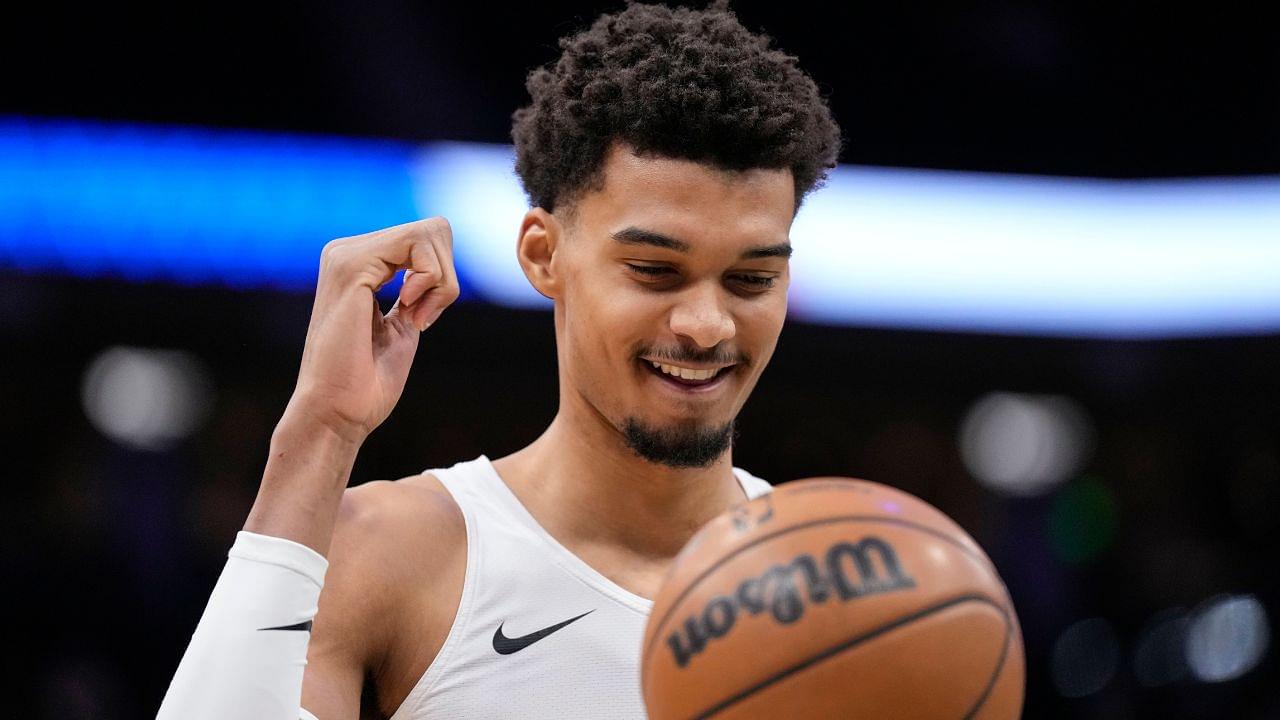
[516,207,564,300]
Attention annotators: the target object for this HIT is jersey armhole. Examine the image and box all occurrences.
[387,473,480,719]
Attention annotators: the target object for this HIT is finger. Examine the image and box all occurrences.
[393,219,450,305]
[392,216,451,272]
[407,233,461,330]
[407,285,458,331]
[429,226,458,291]
[334,217,451,291]
[398,238,442,308]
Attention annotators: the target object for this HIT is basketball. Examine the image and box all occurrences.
[642,478,1025,719]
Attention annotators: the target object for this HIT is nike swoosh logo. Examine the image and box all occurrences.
[492,610,594,655]
[258,620,312,632]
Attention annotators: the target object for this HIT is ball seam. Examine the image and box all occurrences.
[694,594,1011,720]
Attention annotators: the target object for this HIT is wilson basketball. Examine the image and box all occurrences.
[642,478,1025,719]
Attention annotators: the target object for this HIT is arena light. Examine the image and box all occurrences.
[0,116,420,289]
[411,142,536,307]
[81,346,213,451]
[4,116,1280,338]
[787,169,1280,338]
[1050,617,1121,698]
[1185,594,1270,683]
[958,392,1094,498]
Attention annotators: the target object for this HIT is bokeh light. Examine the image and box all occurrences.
[1047,475,1120,564]
[1051,617,1121,698]
[959,392,1095,497]
[80,346,212,451]
[1185,594,1271,683]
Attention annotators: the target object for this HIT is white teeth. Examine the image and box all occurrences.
[648,361,721,381]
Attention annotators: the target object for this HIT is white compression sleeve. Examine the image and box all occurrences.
[157,531,328,720]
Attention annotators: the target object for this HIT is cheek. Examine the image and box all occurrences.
[562,274,653,373]
[571,272,664,336]
[737,296,787,349]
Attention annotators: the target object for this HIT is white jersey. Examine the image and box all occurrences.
[390,455,772,720]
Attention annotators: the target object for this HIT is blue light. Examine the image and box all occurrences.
[3,116,1280,338]
[0,116,421,290]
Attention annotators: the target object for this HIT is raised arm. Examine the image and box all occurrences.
[158,218,460,719]
[247,216,459,553]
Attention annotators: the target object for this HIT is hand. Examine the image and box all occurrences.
[286,217,459,444]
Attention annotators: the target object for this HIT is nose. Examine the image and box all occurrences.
[669,284,736,349]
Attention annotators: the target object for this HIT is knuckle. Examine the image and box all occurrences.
[321,242,353,269]
[320,237,345,257]
[425,216,452,239]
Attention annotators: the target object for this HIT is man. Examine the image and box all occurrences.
[159,2,840,718]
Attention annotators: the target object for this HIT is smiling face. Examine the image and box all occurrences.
[522,143,796,468]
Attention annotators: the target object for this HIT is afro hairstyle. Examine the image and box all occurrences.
[511,1,842,215]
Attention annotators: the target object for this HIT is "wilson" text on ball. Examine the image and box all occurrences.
[667,536,916,668]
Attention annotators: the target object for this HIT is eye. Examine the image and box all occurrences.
[731,274,777,291]
[625,263,676,278]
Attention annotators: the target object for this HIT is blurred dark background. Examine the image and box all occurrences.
[2,1,1279,718]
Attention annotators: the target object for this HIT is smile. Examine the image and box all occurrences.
[649,360,725,381]
[640,358,737,392]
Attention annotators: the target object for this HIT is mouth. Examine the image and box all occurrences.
[639,358,738,394]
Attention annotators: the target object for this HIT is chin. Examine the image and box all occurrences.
[621,415,737,469]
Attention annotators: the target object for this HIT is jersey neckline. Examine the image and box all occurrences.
[473,455,765,614]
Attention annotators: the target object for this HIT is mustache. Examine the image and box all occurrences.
[640,346,748,367]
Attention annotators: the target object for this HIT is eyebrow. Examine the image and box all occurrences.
[611,226,792,260]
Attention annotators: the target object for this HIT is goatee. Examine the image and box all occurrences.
[621,418,736,468]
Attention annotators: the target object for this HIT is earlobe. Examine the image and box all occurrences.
[516,208,562,300]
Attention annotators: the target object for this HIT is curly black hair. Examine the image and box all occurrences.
[511,1,841,215]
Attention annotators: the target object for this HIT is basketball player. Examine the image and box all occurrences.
[159,2,841,718]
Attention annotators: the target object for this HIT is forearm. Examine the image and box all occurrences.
[157,532,327,720]
[160,416,361,720]
[245,410,362,556]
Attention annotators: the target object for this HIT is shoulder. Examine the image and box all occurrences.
[318,473,466,659]
[337,473,463,552]
[330,472,465,603]
[306,474,468,716]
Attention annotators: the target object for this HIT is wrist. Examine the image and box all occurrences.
[272,408,365,458]
[275,393,370,449]
[265,414,362,496]
[247,411,364,554]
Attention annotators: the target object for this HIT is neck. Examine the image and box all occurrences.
[492,409,746,562]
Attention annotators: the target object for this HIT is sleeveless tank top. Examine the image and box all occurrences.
[389,455,772,720]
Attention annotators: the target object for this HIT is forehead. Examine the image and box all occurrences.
[572,144,795,245]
